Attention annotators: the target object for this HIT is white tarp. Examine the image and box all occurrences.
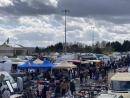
[55,54,78,63]
[54,61,77,69]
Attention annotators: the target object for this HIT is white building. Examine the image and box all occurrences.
[0,43,14,56]
[0,42,34,57]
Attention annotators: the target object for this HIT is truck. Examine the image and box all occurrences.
[97,72,130,98]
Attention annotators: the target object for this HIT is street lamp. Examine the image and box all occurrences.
[91,26,95,48]
[62,9,69,54]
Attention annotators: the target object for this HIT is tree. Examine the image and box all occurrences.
[101,41,107,48]
[35,46,41,54]
[106,42,111,47]
[84,46,92,53]
[55,43,63,52]
[111,41,122,52]
[71,44,79,52]
[93,47,102,53]
[122,40,130,51]
[95,41,101,48]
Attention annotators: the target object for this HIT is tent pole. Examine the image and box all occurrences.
[51,68,52,75]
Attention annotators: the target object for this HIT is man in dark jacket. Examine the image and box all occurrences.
[55,83,61,98]
[70,80,76,95]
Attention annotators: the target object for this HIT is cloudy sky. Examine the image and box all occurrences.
[0,0,130,47]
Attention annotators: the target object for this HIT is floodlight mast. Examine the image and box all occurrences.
[63,9,69,54]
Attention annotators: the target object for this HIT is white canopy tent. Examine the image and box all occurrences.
[54,61,77,69]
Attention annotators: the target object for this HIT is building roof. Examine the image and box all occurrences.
[0,43,25,48]
[0,43,12,47]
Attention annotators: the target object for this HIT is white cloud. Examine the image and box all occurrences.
[0,14,130,47]
[0,0,13,7]
[20,0,58,7]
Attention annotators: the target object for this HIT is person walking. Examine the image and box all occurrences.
[55,83,61,98]
[79,71,84,84]
[70,80,76,96]
[60,80,69,97]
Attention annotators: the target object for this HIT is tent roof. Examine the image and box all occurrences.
[18,59,54,69]
[42,60,54,68]
[18,60,32,69]
[33,58,43,64]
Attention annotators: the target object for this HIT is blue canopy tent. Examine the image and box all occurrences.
[18,60,33,69]
[18,59,54,69]
[31,60,54,68]
[42,60,54,68]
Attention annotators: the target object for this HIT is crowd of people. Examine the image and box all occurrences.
[0,55,130,98]
[79,55,130,83]
[21,55,130,98]
[22,69,76,98]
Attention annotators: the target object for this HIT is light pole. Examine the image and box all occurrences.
[63,9,69,54]
[91,26,95,50]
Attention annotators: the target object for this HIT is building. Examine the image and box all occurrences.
[0,43,14,56]
[0,42,35,57]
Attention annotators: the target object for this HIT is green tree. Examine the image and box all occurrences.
[111,41,122,52]
[35,46,41,54]
[55,43,63,52]
[93,47,102,53]
[122,40,130,51]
